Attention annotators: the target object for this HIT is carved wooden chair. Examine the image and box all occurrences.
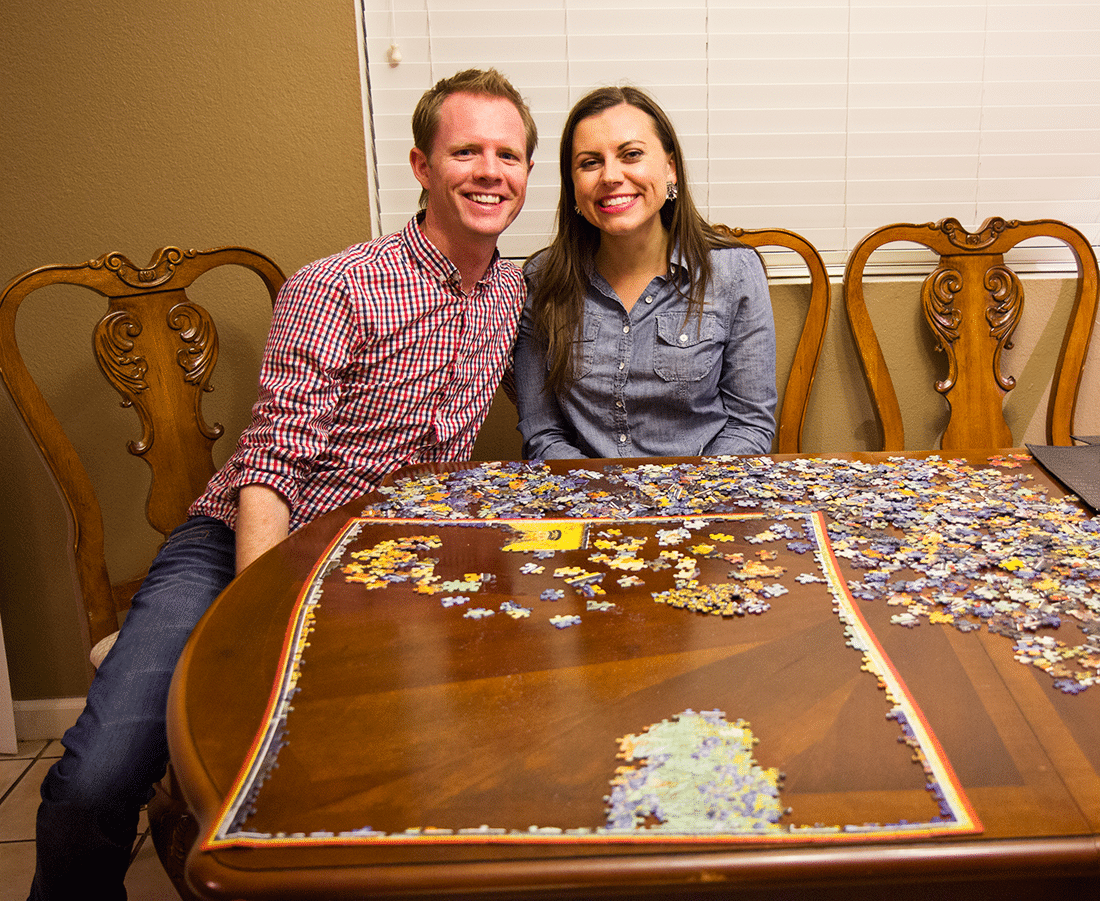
[713,224,831,452]
[0,244,284,897]
[844,217,1098,451]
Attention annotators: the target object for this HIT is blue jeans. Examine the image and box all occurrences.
[29,516,236,901]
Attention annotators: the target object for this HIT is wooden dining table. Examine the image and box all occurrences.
[167,449,1100,900]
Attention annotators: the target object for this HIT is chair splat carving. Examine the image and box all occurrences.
[844,217,1098,451]
[93,289,227,535]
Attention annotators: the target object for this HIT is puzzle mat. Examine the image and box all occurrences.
[204,507,980,850]
[1027,442,1100,512]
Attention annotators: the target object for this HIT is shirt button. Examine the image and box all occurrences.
[619,434,627,443]
[644,296,653,304]
[679,334,688,344]
[623,325,630,334]
[615,401,623,408]
[618,362,625,370]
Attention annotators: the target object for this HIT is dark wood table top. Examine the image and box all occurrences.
[168,450,1100,899]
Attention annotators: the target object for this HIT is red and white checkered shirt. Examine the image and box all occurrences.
[191,216,525,532]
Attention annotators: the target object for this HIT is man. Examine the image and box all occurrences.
[30,67,536,900]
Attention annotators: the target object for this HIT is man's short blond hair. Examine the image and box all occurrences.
[411,68,537,209]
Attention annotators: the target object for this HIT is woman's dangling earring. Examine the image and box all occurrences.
[666,181,678,201]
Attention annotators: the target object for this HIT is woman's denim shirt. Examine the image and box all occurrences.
[514,245,777,460]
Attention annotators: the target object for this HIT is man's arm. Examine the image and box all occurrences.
[216,260,355,572]
[235,484,291,574]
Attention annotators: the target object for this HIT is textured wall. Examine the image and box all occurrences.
[0,0,371,698]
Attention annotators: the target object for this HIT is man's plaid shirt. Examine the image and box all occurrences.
[192,216,524,532]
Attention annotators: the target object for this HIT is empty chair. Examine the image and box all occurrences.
[844,217,1098,450]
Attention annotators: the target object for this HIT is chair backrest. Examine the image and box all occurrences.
[712,225,831,453]
[844,217,1098,451]
[0,246,284,650]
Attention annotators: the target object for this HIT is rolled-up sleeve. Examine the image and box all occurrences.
[211,261,360,515]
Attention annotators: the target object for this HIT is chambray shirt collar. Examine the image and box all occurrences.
[582,246,689,300]
[668,245,690,281]
[404,211,504,291]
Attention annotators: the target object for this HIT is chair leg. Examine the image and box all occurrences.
[147,766,203,901]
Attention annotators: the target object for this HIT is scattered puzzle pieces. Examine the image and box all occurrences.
[441,595,469,607]
[500,601,531,619]
[359,454,1100,693]
[549,614,581,629]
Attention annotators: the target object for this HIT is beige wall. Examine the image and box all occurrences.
[1,3,1097,704]
[0,1,372,698]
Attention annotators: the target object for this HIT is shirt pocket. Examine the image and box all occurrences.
[653,311,721,382]
[575,313,602,379]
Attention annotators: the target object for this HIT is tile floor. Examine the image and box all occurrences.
[0,739,181,900]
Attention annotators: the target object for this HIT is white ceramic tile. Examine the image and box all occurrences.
[124,832,182,900]
[0,758,49,842]
[0,740,44,762]
[0,759,32,798]
[0,840,37,895]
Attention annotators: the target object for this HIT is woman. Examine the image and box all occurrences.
[514,86,777,460]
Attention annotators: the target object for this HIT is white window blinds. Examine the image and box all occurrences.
[359,0,1100,267]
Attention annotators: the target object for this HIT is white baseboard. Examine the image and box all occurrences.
[13,697,84,741]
